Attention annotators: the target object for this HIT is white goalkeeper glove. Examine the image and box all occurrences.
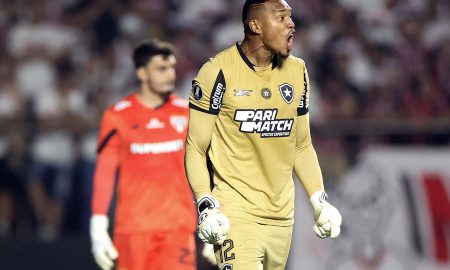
[202,244,217,265]
[197,195,230,245]
[90,215,118,270]
[310,191,342,239]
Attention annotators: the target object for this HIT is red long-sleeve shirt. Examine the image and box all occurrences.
[92,93,196,234]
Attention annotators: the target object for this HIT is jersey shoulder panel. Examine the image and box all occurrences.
[286,56,310,116]
[210,45,237,68]
[169,94,189,109]
[189,46,235,115]
[285,55,306,69]
[108,94,136,114]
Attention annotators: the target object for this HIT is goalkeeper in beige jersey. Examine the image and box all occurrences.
[185,1,342,269]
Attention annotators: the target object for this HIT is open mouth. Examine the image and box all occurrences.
[287,32,294,51]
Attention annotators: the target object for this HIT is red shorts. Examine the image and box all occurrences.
[114,230,196,270]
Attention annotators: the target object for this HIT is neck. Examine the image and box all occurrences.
[241,37,274,67]
[137,85,169,108]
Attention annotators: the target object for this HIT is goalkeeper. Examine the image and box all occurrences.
[185,0,342,269]
[89,39,212,270]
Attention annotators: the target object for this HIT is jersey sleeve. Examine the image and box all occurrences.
[189,60,226,115]
[96,109,120,156]
[293,114,324,197]
[297,62,310,116]
[92,109,120,215]
[185,109,217,199]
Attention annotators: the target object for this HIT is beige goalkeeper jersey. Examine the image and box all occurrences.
[185,43,323,226]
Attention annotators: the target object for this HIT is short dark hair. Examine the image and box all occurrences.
[242,0,268,27]
[132,39,175,69]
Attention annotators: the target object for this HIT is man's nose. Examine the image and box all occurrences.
[287,17,295,29]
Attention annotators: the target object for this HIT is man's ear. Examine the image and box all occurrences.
[249,19,262,34]
[136,68,146,81]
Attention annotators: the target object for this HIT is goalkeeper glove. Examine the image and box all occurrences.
[197,195,230,245]
[310,191,342,239]
[90,215,118,270]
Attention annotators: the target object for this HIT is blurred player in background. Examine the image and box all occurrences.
[90,39,206,270]
[185,0,342,269]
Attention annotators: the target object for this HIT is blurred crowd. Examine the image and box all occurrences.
[0,0,449,240]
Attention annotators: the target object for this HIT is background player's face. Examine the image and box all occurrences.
[140,54,176,94]
[258,0,295,57]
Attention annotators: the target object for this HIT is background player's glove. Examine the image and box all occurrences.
[197,195,230,245]
[310,191,342,239]
[202,244,217,265]
[90,215,118,270]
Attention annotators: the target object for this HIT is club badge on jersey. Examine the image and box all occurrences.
[170,116,188,133]
[279,83,295,104]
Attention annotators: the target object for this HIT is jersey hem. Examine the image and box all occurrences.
[224,211,294,227]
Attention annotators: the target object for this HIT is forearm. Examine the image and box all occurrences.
[294,144,324,197]
[185,109,217,199]
[294,115,324,197]
[185,142,212,198]
[91,154,118,215]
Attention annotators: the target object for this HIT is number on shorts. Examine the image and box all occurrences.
[218,239,235,263]
[178,248,194,266]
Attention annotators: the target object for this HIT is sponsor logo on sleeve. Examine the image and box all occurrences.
[192,82,203,101]
[114,100,132,111]
[172,98,188,108]
[211,82,225,110]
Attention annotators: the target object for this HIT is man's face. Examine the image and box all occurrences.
[257,0,296,57]
[139,54,176,93]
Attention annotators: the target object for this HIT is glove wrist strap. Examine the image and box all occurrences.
[310,190,328,209]
[197,195,220,214]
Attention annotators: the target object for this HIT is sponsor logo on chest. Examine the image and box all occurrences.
[234,109,294,138]
[130,139,183,155]
[234,89,252,96]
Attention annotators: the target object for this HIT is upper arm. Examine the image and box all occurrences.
[297,62,310,116]
[97,110,120,156]
[296,114,312,152]
[296,62,312,149]
[186,109,217,154]
[189,60,226,115]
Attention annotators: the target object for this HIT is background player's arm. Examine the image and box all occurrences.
[90,109,120,270]
[92,110,120,215]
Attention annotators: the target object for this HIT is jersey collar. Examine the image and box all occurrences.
[236,42,279,71]
[133,92,172,110]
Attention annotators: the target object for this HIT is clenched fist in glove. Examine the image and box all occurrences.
[196,195,230,245]
[310,191,342,239]
[90,215,118,270]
